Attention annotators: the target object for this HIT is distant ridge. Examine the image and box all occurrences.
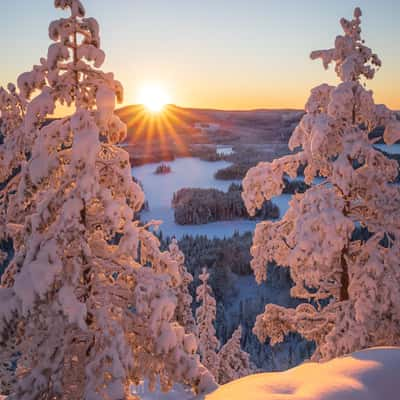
[116,103,303,115]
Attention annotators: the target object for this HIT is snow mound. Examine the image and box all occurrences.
[205,347,400,400]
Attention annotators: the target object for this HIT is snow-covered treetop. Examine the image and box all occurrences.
[311,7,381,82]
[196,268,217,311]
[217,326,251,385]
[0,83,25,137]
[243,8,400,220]
[0,84,27,181]
[18,0,124,142]
[55,0,86,18]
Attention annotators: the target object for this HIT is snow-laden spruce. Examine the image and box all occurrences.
[195,268,220,379]
[0,83,28,183]
[0,0,216,398]
[217,326,251,385]
[168,239,197,334]
[0,84,29,266]
[195,268,251,384]
[242,7,400,361]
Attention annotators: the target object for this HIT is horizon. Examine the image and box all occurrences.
[1,1,399,111]
[118,103,305,112]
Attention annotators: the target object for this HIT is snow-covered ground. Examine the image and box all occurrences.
[374,143,400,154]
[129,347,400,399]
[205,347,400,400]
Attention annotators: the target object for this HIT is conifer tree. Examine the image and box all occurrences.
[196,268,220,378]
[0,83,28,182]
[0,1,215,398]
[217,326,251,384]
[242,8,400,360]
[169,238,197,334]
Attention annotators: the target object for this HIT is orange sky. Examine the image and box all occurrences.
[1,1,399,112]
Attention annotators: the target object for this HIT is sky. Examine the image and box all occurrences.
[0,0,399,110]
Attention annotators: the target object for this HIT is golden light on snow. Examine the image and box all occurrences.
[137,84,171,113]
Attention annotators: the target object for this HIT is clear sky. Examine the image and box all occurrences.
[1,0,399,110]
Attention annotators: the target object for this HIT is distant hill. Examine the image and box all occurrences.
[116,104,304,146]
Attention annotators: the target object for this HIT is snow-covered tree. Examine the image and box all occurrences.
[0,83,28,182]
[217,326,251,384]
[0,1,215,398]
[196,267,220,378]
[242,7,400,361]
[169,238,197,334]
[0,83,29,261]
[195,268,251,384]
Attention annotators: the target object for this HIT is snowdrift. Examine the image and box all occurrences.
[205,347,400,400]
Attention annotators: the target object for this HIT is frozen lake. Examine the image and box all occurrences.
[374,143,400,154]
[132,157,291,239]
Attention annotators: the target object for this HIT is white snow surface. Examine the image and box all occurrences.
[129,347,400,399]
[132,157,291,238]
[205,347,400,400]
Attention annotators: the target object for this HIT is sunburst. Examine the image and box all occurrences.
[137,84,170,113]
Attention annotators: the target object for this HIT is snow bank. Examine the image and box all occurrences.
[205,347,400,400]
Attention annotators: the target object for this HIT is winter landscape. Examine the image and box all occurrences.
[0,1,399,399]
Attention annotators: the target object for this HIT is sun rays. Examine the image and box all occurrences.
[117,104,198,161]
[116,81,216,164]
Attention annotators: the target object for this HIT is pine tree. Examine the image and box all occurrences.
[0,1,215,398]
[169,238,197,334]
[0,83,29,264]
[0,83,28,182]
[242,8,400,361]
[196,267,220,378]
[217,326,251,384]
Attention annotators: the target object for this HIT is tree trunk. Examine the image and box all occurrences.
[340,251,349,301]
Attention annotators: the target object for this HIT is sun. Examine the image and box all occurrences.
[137,84,171,113]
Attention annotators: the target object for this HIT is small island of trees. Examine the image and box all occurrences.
[154,163,172,174]
[172,183,279,225]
